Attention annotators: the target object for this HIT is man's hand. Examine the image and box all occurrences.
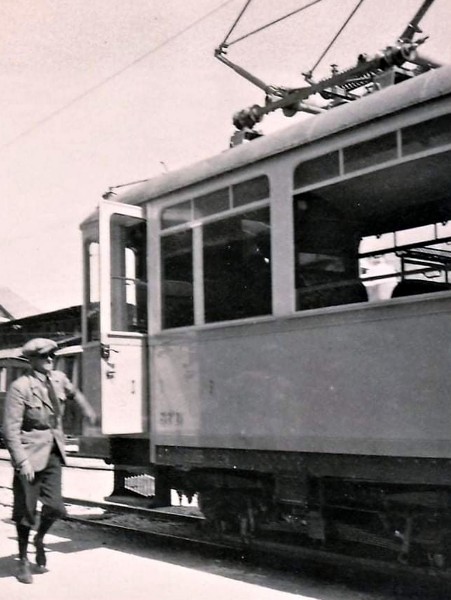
[19,461,35,482]
[84,408,97,427]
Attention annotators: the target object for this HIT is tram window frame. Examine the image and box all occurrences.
[194,188,229,219]
[161,200,192,229]
[401,113,451,156]
[159,175,271,329]
[343,132,397,174]
[159,175,270,232]
[293,152,339,189]
[232,175,270,207]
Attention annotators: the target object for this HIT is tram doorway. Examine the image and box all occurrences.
[81,200,148,436]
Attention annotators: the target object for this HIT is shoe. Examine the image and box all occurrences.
[34,534,46,568]
[17,559,33,584]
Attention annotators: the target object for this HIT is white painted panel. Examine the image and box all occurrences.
[152,294,451,458]
[101,335,147,435]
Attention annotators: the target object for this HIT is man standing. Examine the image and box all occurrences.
[2,337,96,584]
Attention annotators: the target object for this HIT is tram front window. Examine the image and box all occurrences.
[110,215,147,332]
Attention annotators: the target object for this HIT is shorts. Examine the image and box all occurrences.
[12,450,67,528]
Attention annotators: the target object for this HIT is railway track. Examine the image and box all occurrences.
[63,502,451,599]
[1,482,449,597]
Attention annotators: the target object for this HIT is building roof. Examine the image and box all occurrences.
[0,287,40,320]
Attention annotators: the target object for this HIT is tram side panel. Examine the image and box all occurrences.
[151,294,451,472]
[79,343,108,457]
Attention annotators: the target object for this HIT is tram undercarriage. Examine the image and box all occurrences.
[165,452,451,570]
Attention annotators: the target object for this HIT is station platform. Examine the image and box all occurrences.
[0,504,306,599]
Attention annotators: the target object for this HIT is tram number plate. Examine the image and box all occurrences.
[159,411,183,426]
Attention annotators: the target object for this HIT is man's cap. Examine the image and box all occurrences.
[21,338,58,358]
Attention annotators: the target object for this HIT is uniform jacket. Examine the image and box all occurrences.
[3,369,92,472]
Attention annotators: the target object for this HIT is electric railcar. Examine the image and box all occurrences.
[80,65,451,566]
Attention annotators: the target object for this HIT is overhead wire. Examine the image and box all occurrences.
[221,0,254,46]
[307,0,366,77]
[224,0,325,47]
[0,0,235,153]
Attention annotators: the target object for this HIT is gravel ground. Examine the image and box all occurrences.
[1,493,439,600]
[1,459,448,598]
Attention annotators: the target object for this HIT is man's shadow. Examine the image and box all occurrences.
[0,516,103,580]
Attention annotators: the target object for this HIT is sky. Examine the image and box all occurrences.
[1,0,450,315]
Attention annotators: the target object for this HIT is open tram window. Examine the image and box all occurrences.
[203,207,271,323]
[360,222,451,301]
[110,215,147,332]
[293,193,366,311]
[293,188,451,310]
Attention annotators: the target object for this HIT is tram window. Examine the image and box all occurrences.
[232,175,270,207]
[161,230,194,329]
[203,207,271,323]
[194,188,229,219]
[110,215,147,332]
[437,221,451,238]
[86,242,100,342]
[402,114,451,156]
[293,193,365,311]
[294,152,339,189]
[359,232,395,255]
[0,367,6,393]
[359,209,451,302]
[343,133,397,173]
[161,200,191,229]
[396,224,436,247]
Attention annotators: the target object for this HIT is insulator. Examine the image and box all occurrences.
[282,104,298,117]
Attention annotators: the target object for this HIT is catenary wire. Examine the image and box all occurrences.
[0,0,235,154]
[225,0,324,47]
[307,0,366,76]
[221,0,254,46]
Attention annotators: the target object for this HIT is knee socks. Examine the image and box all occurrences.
[36,516,55,540]
[17,524,30,561]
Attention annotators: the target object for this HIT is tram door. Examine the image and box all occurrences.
[84,200,148,435]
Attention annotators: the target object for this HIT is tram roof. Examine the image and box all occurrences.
[112,65,451,206]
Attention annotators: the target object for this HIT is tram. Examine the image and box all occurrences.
[79,15,451,565]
